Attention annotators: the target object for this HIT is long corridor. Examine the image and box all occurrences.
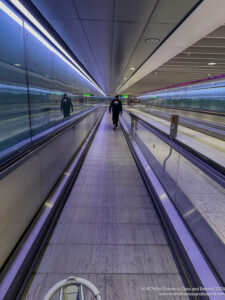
[23,112,187,299]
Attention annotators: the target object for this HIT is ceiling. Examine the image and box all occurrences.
[28,0,202,95]
[123,24,225,95]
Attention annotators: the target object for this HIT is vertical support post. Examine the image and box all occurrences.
[170,115,179,138]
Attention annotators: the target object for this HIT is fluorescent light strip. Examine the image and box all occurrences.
[10,0,83,74]
[11,0,104,93]
[24,22,54,52]
[0,1,23,26]
[9,0,106,96]
[0,1,105,95]
[24,22,93,84]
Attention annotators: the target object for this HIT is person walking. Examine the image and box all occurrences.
[109,95,122,130]
[60,93,73,118]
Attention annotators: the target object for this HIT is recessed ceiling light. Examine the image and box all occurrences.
[208,62,217,66]
[145,38,160,43]
[130,67,135,71]
[14,63,21,67]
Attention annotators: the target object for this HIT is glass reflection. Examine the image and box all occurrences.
[0,0,104,159]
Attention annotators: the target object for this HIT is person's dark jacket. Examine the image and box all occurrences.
[109,98,122,115]
[60,96,73,113]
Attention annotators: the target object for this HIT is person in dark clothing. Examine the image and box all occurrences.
[109,95,122,130]
[60,93,73,118]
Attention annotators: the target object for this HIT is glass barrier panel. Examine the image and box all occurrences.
[122,111,225,283]
[0,5,31,157]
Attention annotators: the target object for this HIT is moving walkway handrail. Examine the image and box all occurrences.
[126,110,225,188]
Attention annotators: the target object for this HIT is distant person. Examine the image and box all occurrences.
[61,93,73,118]
[109,95,122,130]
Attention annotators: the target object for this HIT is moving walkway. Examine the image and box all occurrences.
[0,106,224,299]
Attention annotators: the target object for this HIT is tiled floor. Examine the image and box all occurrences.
[23,112,187,299]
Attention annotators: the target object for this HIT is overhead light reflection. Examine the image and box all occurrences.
[208,62,217,66]
[8,0,106,96]
[0,1,23,26]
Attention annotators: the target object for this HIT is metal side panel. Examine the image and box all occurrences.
[0,106,104,271]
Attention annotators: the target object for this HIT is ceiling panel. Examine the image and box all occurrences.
[112,22,146,70]
[82,20,114,93]
[207,26,225,37]
[49,20,95,64]
[74,0,114,21]
[82,21,113,67]
[127,22,175,69]
[184,47,225,54]
[140,21,175,42]
[166,59,225,65]
[194,38,225,48]
[115,0,158,22]
[32,0,78,20]
[150,0,198,23]
[176,53,225,59]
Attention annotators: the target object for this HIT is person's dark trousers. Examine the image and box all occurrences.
[112,112,120,126]
[63,110,70,118]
